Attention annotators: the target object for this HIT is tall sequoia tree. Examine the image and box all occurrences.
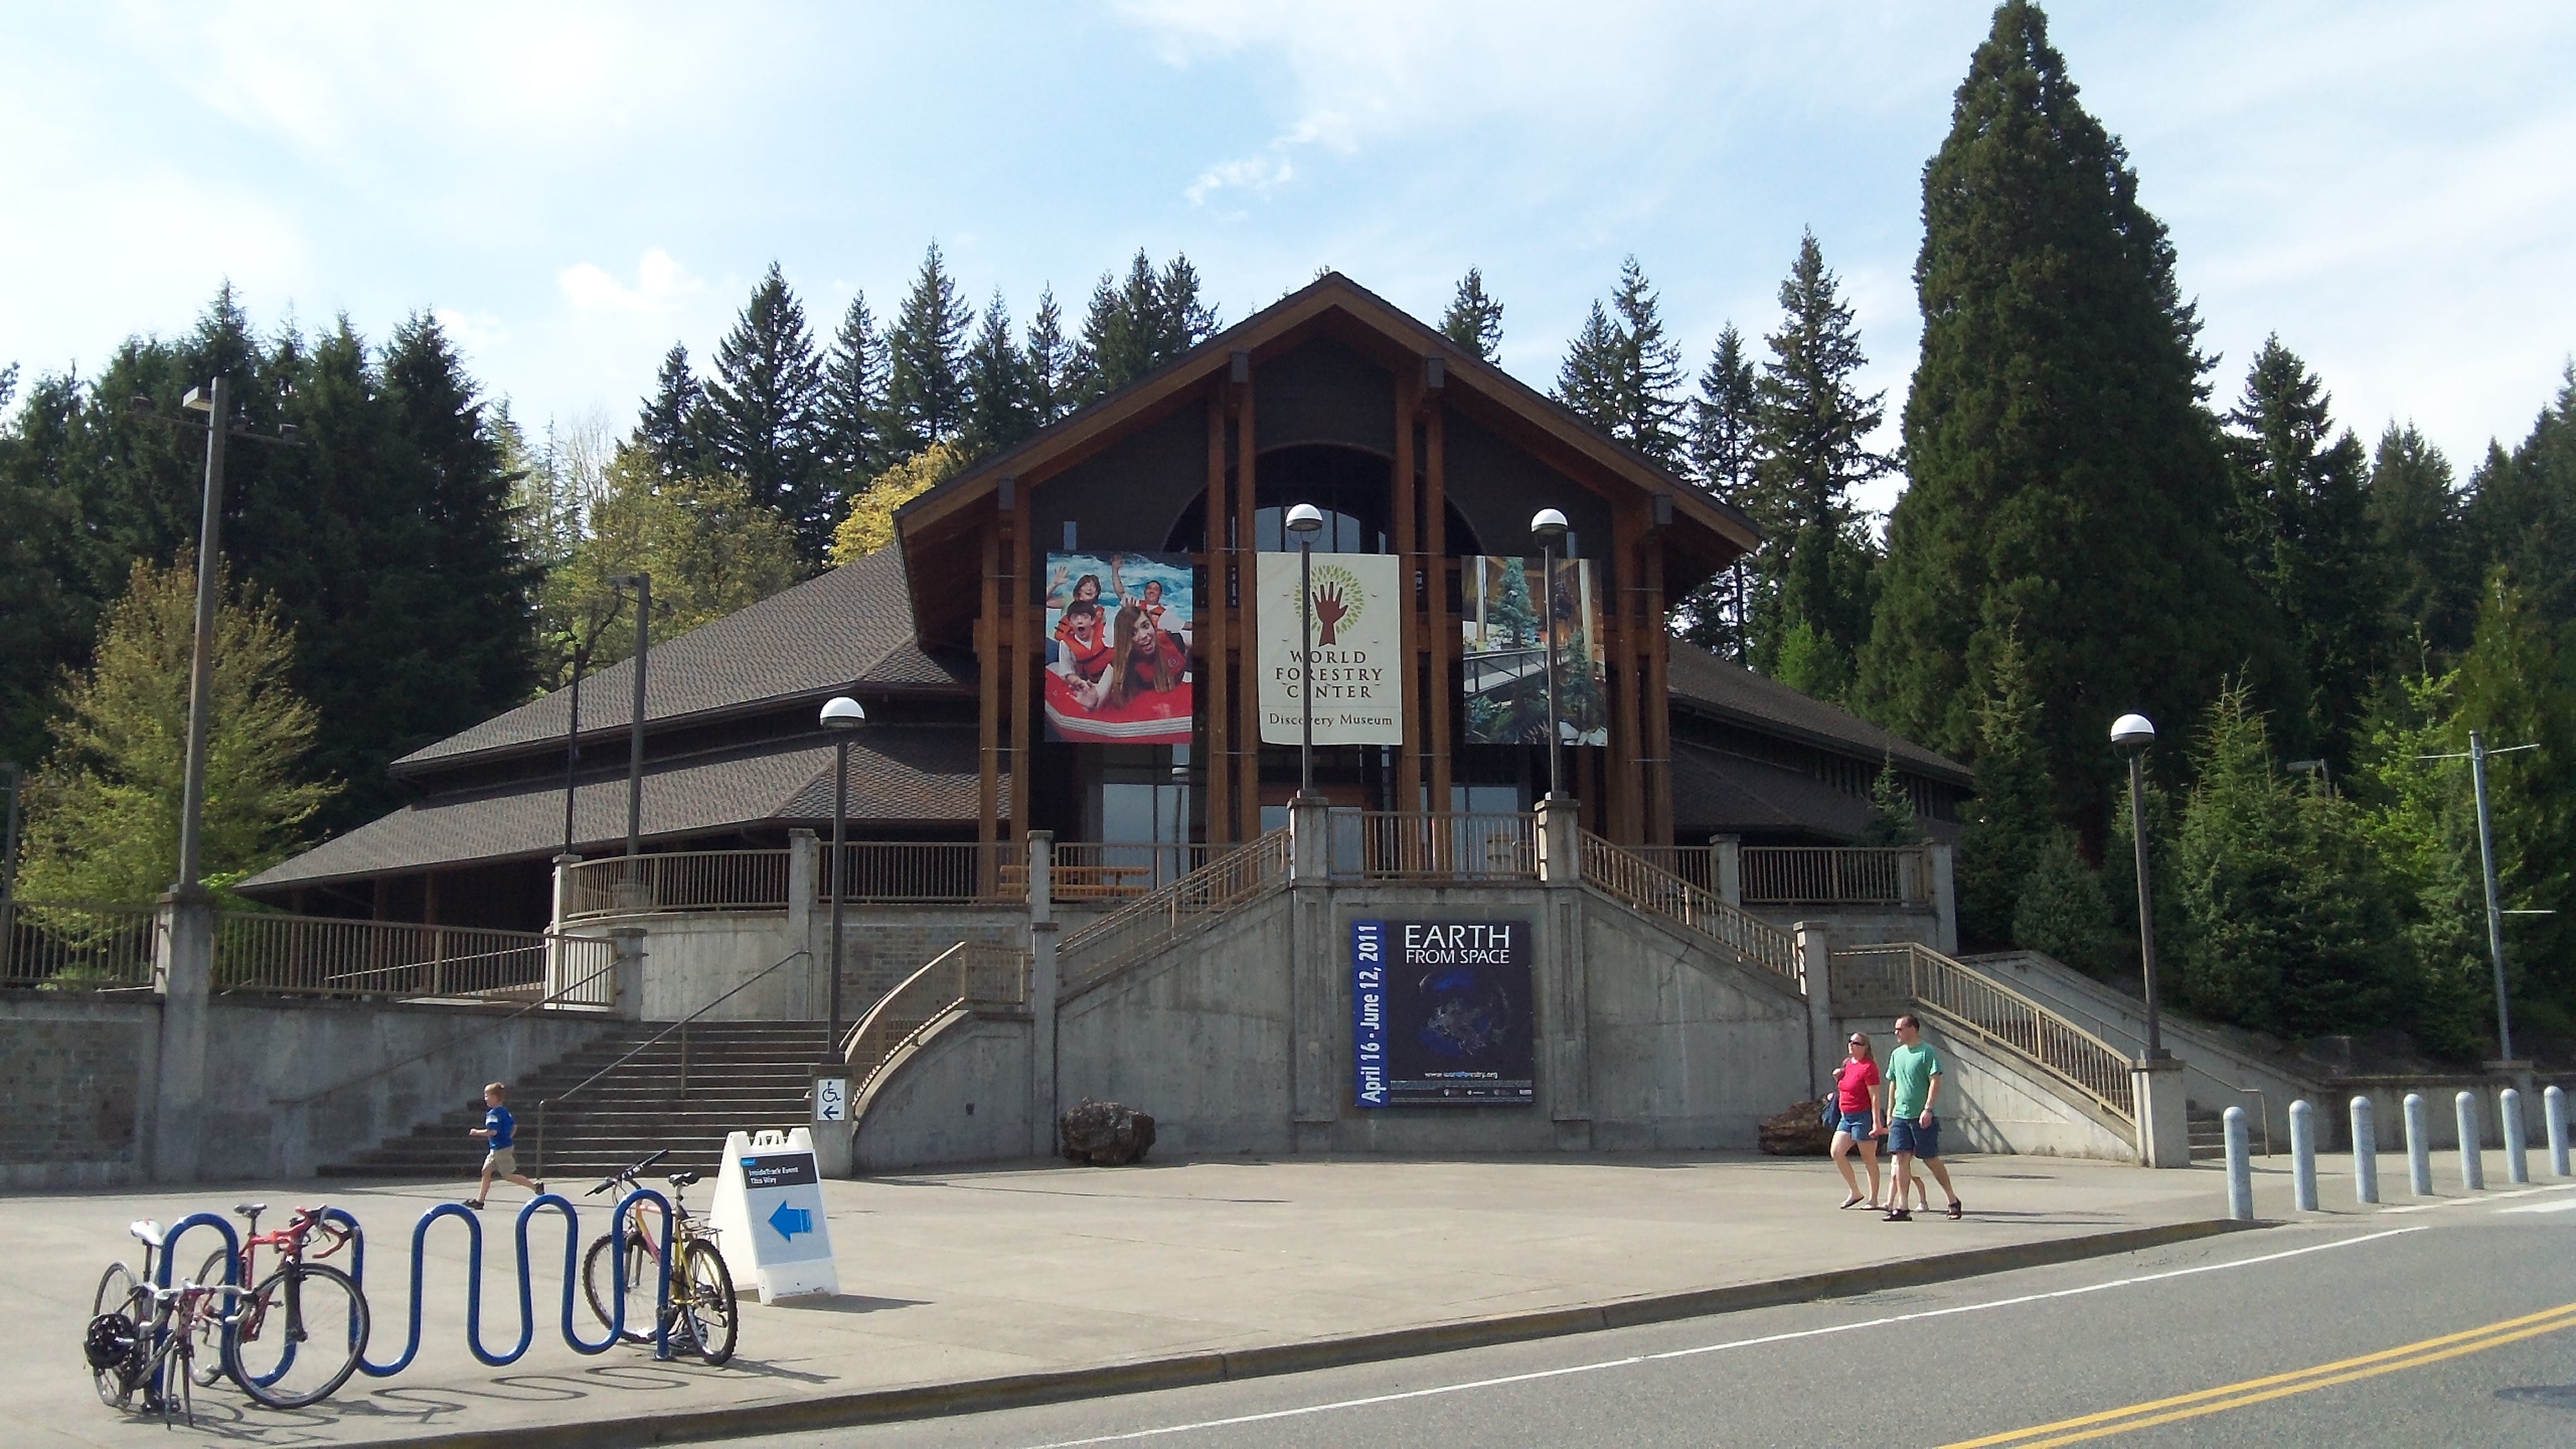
[1857,1,2278,840]
[706,263,829,564]
[2366,423,2473,664]
[1674,324,1758,657]
[882,242,973,460]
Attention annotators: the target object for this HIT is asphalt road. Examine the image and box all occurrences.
[746,1184,2576,1448]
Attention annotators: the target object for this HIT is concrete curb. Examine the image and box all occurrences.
[353,1218,2255,1449]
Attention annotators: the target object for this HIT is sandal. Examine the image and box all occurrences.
[1946,1200,1963,1219]
[460,1199,484,1211]
[1839,1192,1865,1209]
[1883,1208,1912,1222]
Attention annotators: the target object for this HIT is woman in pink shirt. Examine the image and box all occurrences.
[1830,1032,1887,1209]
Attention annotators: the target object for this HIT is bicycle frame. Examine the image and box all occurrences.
[142,1213,241,1405]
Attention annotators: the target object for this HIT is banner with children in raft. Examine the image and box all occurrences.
[1043,551,1195,744]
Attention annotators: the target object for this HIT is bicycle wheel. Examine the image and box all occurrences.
[675,1242,737,1365]
[581,1229,657,1344]
[226,1264,368,1410]
[89,1264,147,1408]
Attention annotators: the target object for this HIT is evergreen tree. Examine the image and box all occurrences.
[1748,231,1884,681]
[1954,631,2054,949]
[1156,253,1220,353]
[706,262,828,564]
[2462,365,2576,626]
[2366,423,2473,663]
[1552,301,1623,432]
[2224,336,2380,764]
[1856,754,1924,846]
[815,292,888,487]
[2012,827,2119,979]
[1025,286,1073,423]
[1857,2,2277,844]
[1673,325,1761,657]
[14,553,332,904]
[962,292,1039,457]
[1068,250,1218,404]
[0,370,99,765]
[1553,257,1685,466]
[882,242,972,456]
[1439,267,1505,361]
[637,344,711,475]
[2350,668,2494,1058]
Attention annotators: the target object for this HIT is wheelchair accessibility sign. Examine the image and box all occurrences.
[709,1127,840,1303]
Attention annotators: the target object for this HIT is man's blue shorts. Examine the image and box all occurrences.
[1888,1115,1940,1159]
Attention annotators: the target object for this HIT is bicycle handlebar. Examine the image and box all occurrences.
[585,1147,671,1195]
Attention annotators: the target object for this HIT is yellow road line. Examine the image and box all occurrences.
[1942,1301,2576,1448]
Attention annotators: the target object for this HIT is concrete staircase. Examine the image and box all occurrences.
[321,1021,833,1184]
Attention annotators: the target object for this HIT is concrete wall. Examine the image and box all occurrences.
[849,1010,1036,1173]
[851,878,1822,1170]
[0,993,617,1189]
[1830,1011,2134,1161]
[1756,904,1945,951]
[577,903,1026,1022]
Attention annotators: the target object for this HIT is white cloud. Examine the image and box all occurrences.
[558,249,702,314]
[433,307,510,356]
[1186,151,1295,205]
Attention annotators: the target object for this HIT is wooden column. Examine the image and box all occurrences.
[1234,371,1262,841]
[1392,371,1421,813]
[1643,543,1674,846]
[1424,402,1452,815]
[1010,486,1035,849]
[1204,389,1233,843]
[1607,502,1644,844]
[977,518,1002,869]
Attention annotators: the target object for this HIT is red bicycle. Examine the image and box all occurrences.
[192,1202,370,1409]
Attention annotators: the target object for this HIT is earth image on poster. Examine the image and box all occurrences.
[1415,967,1513,1059]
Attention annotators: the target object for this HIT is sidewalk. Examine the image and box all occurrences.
[24,1152,2246,1449]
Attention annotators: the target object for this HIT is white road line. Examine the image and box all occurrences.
[2381,1182,2576,1214]
[1022,1227,2425,1448]
[2499,1197,2576,1215]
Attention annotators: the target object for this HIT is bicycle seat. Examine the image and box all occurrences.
[129,1220,165,1249]
[233,1202,267,1218]
[666,1171,700,1187]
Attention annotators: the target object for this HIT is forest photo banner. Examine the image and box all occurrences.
[1461,556,1607,745]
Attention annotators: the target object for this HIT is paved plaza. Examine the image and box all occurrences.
[18,1150,2301,1449]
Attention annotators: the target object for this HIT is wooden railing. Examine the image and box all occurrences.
[843,941,1033,1099]
[0,901,159,990]
[1039,842,1212,901]
[1058,831,1292,994]
[1576,832,1801,984]
[212,911,577,1000]
[1835,941,2132,1125]
[1742,846,1931,906]
[1330,812,1538,880]
[1630,846,1717,891]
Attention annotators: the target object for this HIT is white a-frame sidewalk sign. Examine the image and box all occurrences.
[708,1127,840,1303]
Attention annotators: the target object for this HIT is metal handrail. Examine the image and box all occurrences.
[1,899,159,989]
[530,945,814,1177]
[1329,811,1538,880]
[1575,831,1801,982]
[1058,831,1292,993]
[1741,846,1932,906]
[841,942,1031,1102]
[564,849,790,919]
[272,951,626,1109]
[1836,941,2133,1125]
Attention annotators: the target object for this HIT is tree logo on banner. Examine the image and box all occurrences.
[1282,562,1368,647]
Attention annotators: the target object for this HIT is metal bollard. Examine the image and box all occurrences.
[2501,1088,2529,1185]
[2457,1090,2485,1191]
[2350,1095,2379,1205]
[2405,1092,2433,1197]
[2225,1105,2254,1222]
[2289,1099,2319,1211]
[2549,1085,2571,1178]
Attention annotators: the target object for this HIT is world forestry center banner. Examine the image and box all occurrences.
[1257,550,1403,745]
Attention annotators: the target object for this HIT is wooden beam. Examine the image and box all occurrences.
[978,519,1001,869]
[1644,541,1674,847]
[1204,387,1233,843]
[1009,485,1034,846]
[1607,501,1644,844]
[1393,370,1421,813]
[1235,369,1262,841]
[1425,400,1452,815]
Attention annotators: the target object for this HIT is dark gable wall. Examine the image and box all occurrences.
[1254,336,1394,455]
[1039,402,1207,554]
[1444,413,1614,565]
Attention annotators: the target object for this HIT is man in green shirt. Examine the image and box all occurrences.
[1883,1014,1961,1221]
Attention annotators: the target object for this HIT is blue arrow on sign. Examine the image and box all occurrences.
[767,1201,813,1239]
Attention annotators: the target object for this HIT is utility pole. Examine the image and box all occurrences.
[176,377,229,892]
[2470,730,2515,1062]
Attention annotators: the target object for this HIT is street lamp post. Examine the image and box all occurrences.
[604,573,652,887]
[1285,503,1325,800]
[558,592,631,860]
[174,378,231,893]
[2111,713,2166,1059]
[2470,730,2516,1062]
[1169,759,1190,886]
[1530,509,1570,802]
[820,696,866,1061]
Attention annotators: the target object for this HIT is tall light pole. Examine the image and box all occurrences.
[174,379,231,893]
[2470,730,2516,1062]
[557,592,631,860]
[1285,503,1325,800]
[1169,758,1190,886]
[820,695,866,1060]
[1530,509,1569,803]
[605,572,652,875]
[2111,713,2165,1059]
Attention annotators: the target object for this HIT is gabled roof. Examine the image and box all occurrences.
[394,547,971,778]
[1665,641,1972,787]
[893,271,1763,645]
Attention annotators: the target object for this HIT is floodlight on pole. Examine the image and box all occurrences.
[820,695,866,1064]
[1530,508,1570,803]
[2111,713,2166,1059]
[1285,502,1325,801]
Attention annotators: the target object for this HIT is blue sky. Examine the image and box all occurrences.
[3,3,2570,517]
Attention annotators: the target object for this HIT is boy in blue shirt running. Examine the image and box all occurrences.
[464,1082,544,1209]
